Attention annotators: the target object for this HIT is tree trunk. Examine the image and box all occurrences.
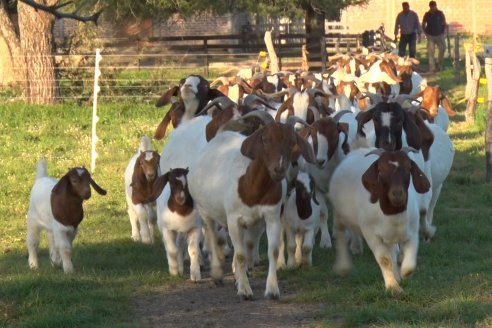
[18,0,59,104]
[305,6,325,71]
[0,4,27,87]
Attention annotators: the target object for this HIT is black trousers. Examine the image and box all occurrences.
[398,33,417,58]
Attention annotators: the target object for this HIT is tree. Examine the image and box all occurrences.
[0,0,101,104]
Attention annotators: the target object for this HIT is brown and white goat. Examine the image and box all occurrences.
[329,148,431,292]
[152,167,202,281]
[124,136,161,244]
[188,122,317,299]
[154,74,226,140]
[415,85,456,132]
[297,117,350,248]
[278,171,325,269]
[27,160,107,273]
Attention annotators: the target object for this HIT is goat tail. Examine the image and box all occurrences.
[138,135,153,152]
[35,159,48,180]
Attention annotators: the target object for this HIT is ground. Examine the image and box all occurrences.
[134,260,325,328]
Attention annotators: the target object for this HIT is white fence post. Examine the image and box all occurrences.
[91,48,102,173]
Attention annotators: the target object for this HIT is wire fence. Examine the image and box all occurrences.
[1,51,267,104]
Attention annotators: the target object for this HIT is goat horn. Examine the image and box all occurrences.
[331,110,352,123]
[364,148,385,157]
[360,92,383,104]
[195,96,235,116]
[221,109,274,134]
[257,87,295,100]
[210,76,229,87]
[286,115,310,128]
[307,88,328,98]
[241,109,275,125]
[401,146,418,154]
[242,94,278,112]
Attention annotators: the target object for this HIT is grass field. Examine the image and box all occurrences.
[1,65,492,327]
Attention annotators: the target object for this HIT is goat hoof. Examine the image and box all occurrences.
[334,262,352,277]
[401,268,414,279]
[241,294,254,301]
[265,292,280,300]
[387,284,404,294]
[319,239,332,249]
[213,278,224,286]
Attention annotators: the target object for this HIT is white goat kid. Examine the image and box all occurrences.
[27,160,106,273]
[279,171,323,268]
[124,136,160,244]
[152,168,202,282]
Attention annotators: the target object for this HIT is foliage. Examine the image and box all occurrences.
[99,0,369,22]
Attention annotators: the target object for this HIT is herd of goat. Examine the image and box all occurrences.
[26,52,456,300]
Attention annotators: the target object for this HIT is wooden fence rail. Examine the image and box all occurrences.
[95,33,362,72]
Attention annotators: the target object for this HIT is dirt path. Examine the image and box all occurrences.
[134,267,325,328]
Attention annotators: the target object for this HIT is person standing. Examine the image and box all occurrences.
[422,1,447,72]
[394,2,423,58]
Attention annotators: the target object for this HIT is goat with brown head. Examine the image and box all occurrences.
[152,167,202,282]
[131,150,161,205]
[51,167,107,228]
[362,149,430,215]
[27,160,107,274]
[154,75,226,139]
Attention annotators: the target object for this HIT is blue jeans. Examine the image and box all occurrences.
[398,33,417,58]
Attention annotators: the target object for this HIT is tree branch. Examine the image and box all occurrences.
[18,0,103,24]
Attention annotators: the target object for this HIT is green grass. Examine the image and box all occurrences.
[1,64,492,327]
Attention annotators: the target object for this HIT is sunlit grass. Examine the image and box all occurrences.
[1,63,492,327]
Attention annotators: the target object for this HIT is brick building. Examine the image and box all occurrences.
[54,1,491,41]
[341,0,492,35]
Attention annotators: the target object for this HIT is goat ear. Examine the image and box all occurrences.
[52,174,69,196]
[151,173,169,200]
[362,160,380,203]
[274,99,291,122]
[295,133,316,165]
[292,126,311,161]
[403,110,422,150]
[410,160,431,194]
[156,86,180,107]
[413,114,434,161]
[337,122,350,155]
[356,106,375,138]
[90,178,107,195]
[154,111,172,140]
[241,128,263,160]
[441,96,456,117]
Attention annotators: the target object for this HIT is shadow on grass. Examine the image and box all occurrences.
[0,238,171,327]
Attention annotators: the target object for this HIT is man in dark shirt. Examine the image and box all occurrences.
[422,1,447,71]
[394,2,423,58]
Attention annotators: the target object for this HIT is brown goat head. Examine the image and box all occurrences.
[151,168,194,216]
[51,167,107,227]
[132,151,160,205]
[362,150,430,215]
[241,122,316,182]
